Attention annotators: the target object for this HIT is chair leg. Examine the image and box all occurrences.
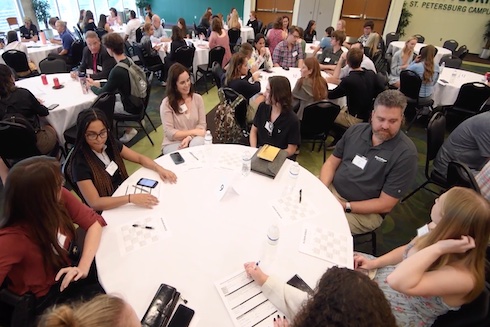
[145,113,157,132]
[138,121,154,146]
[323,143,327,162]
[203,73,209,94]
[405,110,419,133]
[400,180,429,203]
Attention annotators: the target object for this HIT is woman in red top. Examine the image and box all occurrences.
[0,156,106,321]
[266,16,287,56]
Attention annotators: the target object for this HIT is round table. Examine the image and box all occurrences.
[96,144,351,326]
[111,24,127,38]
[224,25,255,44]
[433,67,485,107]
[387,41,451,64]
[304,42,348,59]
[15,73,97,143]
[0,41,62,68]
[157,39,209,75]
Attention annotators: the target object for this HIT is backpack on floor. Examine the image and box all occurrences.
[214,88,245,144]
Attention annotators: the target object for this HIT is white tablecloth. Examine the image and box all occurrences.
[96,144,351,326]
[0,41,62,68]
[16,73,97,143]
[111,24,127,38]
[433,67,485,107]
[387,41,451,64]
[304,42,348,59]
[224,25,255,44]
[258,67,347,108]
[157,39,209,75]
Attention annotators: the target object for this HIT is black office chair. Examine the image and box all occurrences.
[211,61,225,89]
[135,27,143,43]
[0,283,36,327]
[62,148,87,204]
[385,32,399,49]
[454,45,468,60]
[63,92,116,153]
[445,83,490,122]
[73,25,83,40]
[447,161,481,193]
[70,39,85,68]
[0,120,40,168]
[196,46,225,93]
[132,43,164,80]
[1,50,39,78]
[401,112,447,203]
[113,76,156,145]
[442,39,459,54]
[38,58,69,74]
[300,101,341,162]
[414,34,425,43]
[399,69,434,132]
[95,28,108,40]
[439,55,462,69]
[228,28,241,50]
[174,45,196,81]
[256,20,263,35]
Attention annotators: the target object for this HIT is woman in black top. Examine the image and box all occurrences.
[246,11,259,34]
[83,10,97,33]
[0,64,57,155]
[162,26,188,83]
[303,20,317,43]
[71,108,176,212]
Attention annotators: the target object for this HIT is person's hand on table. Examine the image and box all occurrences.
[86,78,100,88]
[353,253,378,270]
[37,97,45,104]
[244,262,269,286]
[55,265,89,292]
[179,136,192,149]
[153,44,161,51]
[70,71,78,79]
[129,193,159,208]
[156,166,177,184]
[252,71,261,82]
[274,315,289,327]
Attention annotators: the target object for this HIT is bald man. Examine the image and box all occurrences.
[150,15,170,43]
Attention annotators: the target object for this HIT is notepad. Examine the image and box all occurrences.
[257,144,280,162]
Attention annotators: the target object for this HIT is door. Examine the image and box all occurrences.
[256,0,295,28]
[297,0,317,31]
[340,0,391,38]
[315,0,335,38]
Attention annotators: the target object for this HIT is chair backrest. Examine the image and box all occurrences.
[208,46,225,68]
[39,58,68,74]
[454,45,468,59]
[426,111,446,162]
[256,20,263,35]
[414,34,425,43]
[131,43,147,67]
[228,28,241,45]
[0,121,40,166]
[440,55,462,69]
[385,32,399,48]
[447,161,481,193]
[442,39,459,53]
[91,92,116,123]
[73,26,83,41]
[300,101,341,138]
[196,26,208,37]
[95,28,108,40]
[136,27,143,43]
[62,148,86,203]
[174,45,196,72]
[70,39,85,67]
[399,70,422,100]
[211,61,225,89]
[2,50,30,73]
[452,82,490,114]
[221,87,248,129]
[6,17,19,29]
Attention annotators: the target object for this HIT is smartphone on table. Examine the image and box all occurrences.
[167,304,194,327]
[170,152,185,165]
[137,178,158,188]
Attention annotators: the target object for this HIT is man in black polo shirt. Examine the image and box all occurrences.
[328,47,384,128]
[19,17,39,42]
[74,31,116,80]
[320,90,418,235]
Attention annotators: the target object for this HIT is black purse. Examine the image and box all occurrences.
[141,284,180,327]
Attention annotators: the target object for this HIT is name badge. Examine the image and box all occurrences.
[352,155,367,170]
[324,57,331,63]
[417,224,430,237]
[265,121,273,134]
[178,103,188,113]
[292,51,298,57]
[86,68,94,75]
[105,160,118,176]
[97,65,102,71]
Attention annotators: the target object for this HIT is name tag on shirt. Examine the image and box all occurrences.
[292,51,298,57]
[86,68,94,75]
[97,65,103,71]
[324,57,331,63]
[179,103,188,113]
[265,121,273,134]
[352,155,367,170]
[106,160,118,176]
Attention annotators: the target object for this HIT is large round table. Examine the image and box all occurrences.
[224,25,255,44]
[387,41,451,64]
[433,67,485,107]
[96,144,352,326]
[157,39,210,75]
[16,73,97,143]
[0,41,62,68]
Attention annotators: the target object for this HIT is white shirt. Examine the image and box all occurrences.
[340,54,377,79]
[5,41,30,61]
[125,18,141,44]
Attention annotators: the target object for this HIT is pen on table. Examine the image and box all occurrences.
[189,151,199,161]
[254,260,261,270]
[125,185,129,195]
[299,189,302,203]
[132,224,154,230]
[132,185,150,193]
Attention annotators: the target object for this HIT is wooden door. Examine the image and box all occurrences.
[256,0,295,28]
[340,0,391,38]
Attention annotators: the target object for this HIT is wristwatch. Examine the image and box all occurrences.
[345,202,352,213]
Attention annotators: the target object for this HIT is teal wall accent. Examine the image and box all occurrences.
[151,0,244,25]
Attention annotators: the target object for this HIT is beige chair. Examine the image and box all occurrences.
[6,17,19,29]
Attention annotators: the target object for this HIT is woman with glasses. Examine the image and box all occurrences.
[249,76,300,157]
[71,108,176,212]
[0,156,106,322]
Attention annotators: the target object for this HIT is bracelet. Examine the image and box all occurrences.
[128,194,131,203]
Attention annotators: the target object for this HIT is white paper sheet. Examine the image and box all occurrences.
[116,216,170,256]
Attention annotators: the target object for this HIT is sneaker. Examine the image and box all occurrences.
[119,128,138,143]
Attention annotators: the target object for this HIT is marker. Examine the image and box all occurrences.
[189,152,199,161]
[132,224,154,230]
[254,260,261,270]
[132,185,150,193]
[299,189,302,203]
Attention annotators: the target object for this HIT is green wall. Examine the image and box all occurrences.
[151,0,244,26]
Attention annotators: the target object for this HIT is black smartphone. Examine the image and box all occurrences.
[137,178,158,188]
[287,274,314,295]
[263,68,273,73]
[282,66,290,71]
[170,152,185,165]
[167,304,194,327]
[48,104,59,110]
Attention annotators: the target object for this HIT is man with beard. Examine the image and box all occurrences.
[320,90,417,235]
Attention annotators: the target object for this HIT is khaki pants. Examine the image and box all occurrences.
[329,185,383,235]
[334,106,363,128]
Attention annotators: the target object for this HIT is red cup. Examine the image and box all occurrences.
[41,74,48,85]
[53,78,60,88]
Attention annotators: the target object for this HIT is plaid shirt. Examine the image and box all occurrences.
[272,40,304,68]
[476,160,490,201]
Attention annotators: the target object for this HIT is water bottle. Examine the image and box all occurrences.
[39,30,46,44]
[267,224,280,245]
[241,150,251,176]
[287,162,300,193]
[78,72,88,94]
[204,130,213,163]
[191,29,196,40]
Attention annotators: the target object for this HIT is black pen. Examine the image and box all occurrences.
[132,224,154,230]
[299,189,302,203]
[189,151,199,161]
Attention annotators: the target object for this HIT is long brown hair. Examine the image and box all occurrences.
[211,17,223,35]
[293,267,397,327]
[268,76,292,112]
[166,63,194,114]
[296,57,327,101]
[419,45,436,83]
[0,64,16,97]
[414,187,490,302]
[225,53,247,85]
[1,156,76,274]
[72,108,128,197]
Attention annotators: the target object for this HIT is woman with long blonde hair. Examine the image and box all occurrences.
[389,36,417,88]
[228,10,241,29]
[365,32,382,59]
[408,44,439,98]
[293,57,327,120]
